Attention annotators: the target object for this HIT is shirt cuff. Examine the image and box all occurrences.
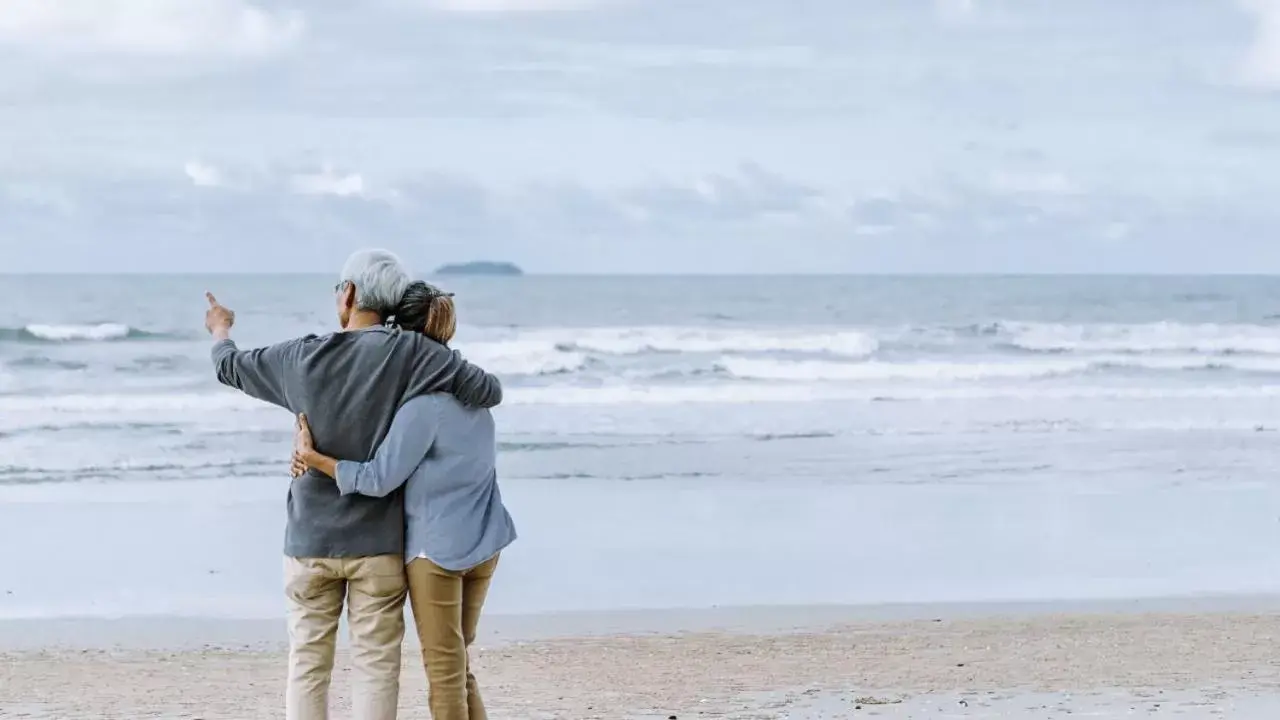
[210,337,237,357]
[335,461,361,495]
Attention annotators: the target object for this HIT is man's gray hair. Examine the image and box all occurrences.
[338,249,412,315]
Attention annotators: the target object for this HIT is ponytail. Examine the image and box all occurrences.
[391,281,457,345]
[422,293,457,346]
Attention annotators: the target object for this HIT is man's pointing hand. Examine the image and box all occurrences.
[205,292,235,340]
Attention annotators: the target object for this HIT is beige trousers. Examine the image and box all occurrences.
[406,555,500,720]
[284,554,408,720]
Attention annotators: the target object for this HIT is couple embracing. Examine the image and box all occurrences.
[204,249,516,720]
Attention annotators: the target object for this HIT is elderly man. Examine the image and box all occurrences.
[203,249,502,720]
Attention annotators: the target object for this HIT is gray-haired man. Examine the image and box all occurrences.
[203,250,502,720]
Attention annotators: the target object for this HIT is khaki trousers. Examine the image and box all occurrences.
[406,555,500,720]
[284,555,408,720]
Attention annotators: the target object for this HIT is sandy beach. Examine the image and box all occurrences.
[4,600,1279,719]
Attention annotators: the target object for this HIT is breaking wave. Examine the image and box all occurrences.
[482,326,880,358]
[464,340,590,376]
[715,354,1280,382]
[0,323,177,343]
[988,321,1280,355]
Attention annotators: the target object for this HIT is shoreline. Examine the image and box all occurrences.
[4,597,1280,718]
[4,592,1280,650]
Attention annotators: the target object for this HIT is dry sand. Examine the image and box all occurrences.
[3,605,1280,718]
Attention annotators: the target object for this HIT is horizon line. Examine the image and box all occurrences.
[9,271,1280,278]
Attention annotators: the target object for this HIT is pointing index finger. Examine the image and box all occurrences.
[206,292,219,307]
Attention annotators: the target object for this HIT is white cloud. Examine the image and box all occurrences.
[935,0,975,22]
[183,161,224,188]
[533,41,818,70]
[417,0,606,12]
[618,164,822,223]
[1102,221,1132,242]
[2,181,76,214]
[989,171,1080,197]
[0,0,302,57]
[1240,0,1280,88]
[289,166,368,198]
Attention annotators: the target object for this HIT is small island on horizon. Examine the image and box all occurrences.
[432,261,524,276]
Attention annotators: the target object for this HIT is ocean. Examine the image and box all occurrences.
[2,274,1279,619]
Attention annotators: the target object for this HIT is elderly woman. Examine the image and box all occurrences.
[291,281,517,720]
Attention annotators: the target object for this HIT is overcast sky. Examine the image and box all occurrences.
[2,0,1279,273]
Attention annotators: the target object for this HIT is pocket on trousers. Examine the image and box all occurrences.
[353,555,408,599]
[284,558,338,604]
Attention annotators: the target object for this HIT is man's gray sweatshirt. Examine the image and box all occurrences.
[210,326,503,558]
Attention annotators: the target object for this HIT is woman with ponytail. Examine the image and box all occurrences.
[291,281,516,720]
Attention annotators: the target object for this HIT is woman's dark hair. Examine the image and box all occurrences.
[390,281,456,345]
